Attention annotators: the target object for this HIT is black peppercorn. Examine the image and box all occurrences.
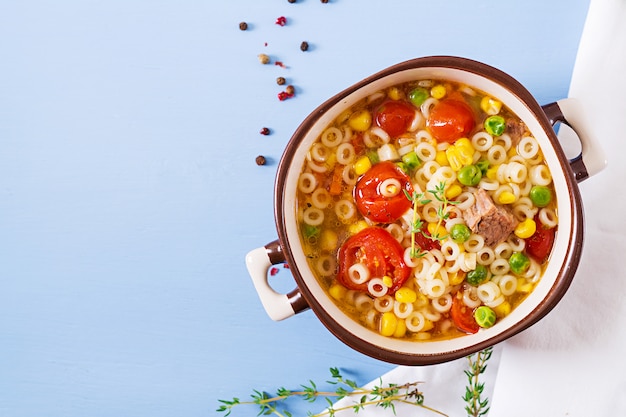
[300,41,309,51]
[255,155,267,165]
[276,76,286,85]
[239,22,248,30]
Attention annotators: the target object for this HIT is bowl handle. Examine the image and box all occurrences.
[245,240,309,321]
[542,98,607,183]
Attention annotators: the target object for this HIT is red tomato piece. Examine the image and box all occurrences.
[450,292,479,334]
[374,100,416,138]
[337,227,411,294]
[526,218,556,263]
[426,99,476,144]
[414,223,441,251]
[354,161,413,223]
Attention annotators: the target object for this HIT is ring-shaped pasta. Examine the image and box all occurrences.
[415,129,433,143]
[464,234,485,253]
[490,258,510,276]
[415,141,437,162]
[485,294,505,308]
[379,178,402,198]
[354,293,374,312]
[421,202,441,223]
[311,188,331,209]
[336,142,356,165]
[303,207,324,226]
[445,217,465,232]
[421,97,439,119]
[298,172,317,194]
[512,202,538,222]
[530,164,552,186]
[315,255,336,277]
[494,242,513,260]
[310,142,330,163]
[385,223,405,243]
[487,144,508,165]
[499,274,517,296]
[405,311,426,332]
[342,164,358,185]
[420,160,440,180]
[368,278,389,298]
[408,110,423,132]
[422,308,442,322]
[342,126,353,143]
[505,162,528,184]
[518,136,539,159]
[479,178,499,191]
[307,159,328,173]
[463,288,482,308]
[507,235,526,252]
[476,246,495,266]
[373,293,394,311]
[538,207,558,228]
[365,309,377,329]
[432,293,453,313]
[413,257,432,280]
[455,192,476,211]
[393,300,414,318]
[494,133,512,150]
[440,240,461,262]
[471,132,494,152]
[370,126,390,144]
[477,281,501,304]
[321,126,343,147]
[423,278,446,298]
[404,247,420,268]
[335,199,356,222]
[348,263,370,285]
[460,252,477,272]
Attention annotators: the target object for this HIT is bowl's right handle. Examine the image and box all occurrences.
[542,98,607,183]
[245,240,309,321]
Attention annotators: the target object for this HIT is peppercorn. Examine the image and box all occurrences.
[260,127,270,135]
[255,155,267,165]
[288,0,296,2]
[300,41,309,51]
[286,85,295,95]
[239,22,248,31]
[276,76,286,85]
[320,0,328,3]
[258,53,270,64]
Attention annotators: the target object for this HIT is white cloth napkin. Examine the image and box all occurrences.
[489,0,626,415]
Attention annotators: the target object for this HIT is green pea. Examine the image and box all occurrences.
[476,159,490,175]
[466,264,488,286]
[509,252,530,275]
[457,164,482,186]
[450,223,471,243]
[408,87,429,107]
[529,185,552,207]
[302,224,320,240]
[484,115,506,136]
[401,151,421,171]
[474,306,497,328]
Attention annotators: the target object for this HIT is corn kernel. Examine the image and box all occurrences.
[517,278,534,293]
[395,287,417,303]
[428,222,447,239]
[445,138,475,171]
[354,156,372,175]
[348,220,369,235]
[382,275,393,288]
[320,229,338,251]
[498,191,516,204]
[493,301,511,318]
[430,84,447,99]
[388,87,402,101]
[348,109,372,132]
[435,150,449,166]
[480,96,502,115]
[380,312,398,337]
[445,184,463,199]
[329,284,347,301]
[422,319,434,332]
[514,218,537,239]
[393,318,407,338]
[507,146,518,158]
[486,165,499,180]
[449,270,466,286]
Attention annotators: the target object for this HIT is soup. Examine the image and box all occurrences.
[296,79,557,341]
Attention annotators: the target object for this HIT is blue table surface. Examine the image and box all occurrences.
[0,1,590,416]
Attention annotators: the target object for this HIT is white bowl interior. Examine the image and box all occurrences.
[281,66,573,355]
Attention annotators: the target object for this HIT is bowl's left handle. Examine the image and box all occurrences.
[245,240,309,321]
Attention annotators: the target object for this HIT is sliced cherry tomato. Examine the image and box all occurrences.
[414,223,441,251]
[426,99,476,144]
[450,291,479,334]
[354,161,413,223]
[337,227,410,294]
[526,216,556,263]
[374,100,416,138]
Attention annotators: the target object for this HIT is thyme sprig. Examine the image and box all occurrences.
[217,367,447,417]
[463,347,494,417]
[404,181,458,258]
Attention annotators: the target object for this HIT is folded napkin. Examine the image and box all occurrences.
[490,0,626,415]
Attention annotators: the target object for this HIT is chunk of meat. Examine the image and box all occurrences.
[462,188,518,246]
